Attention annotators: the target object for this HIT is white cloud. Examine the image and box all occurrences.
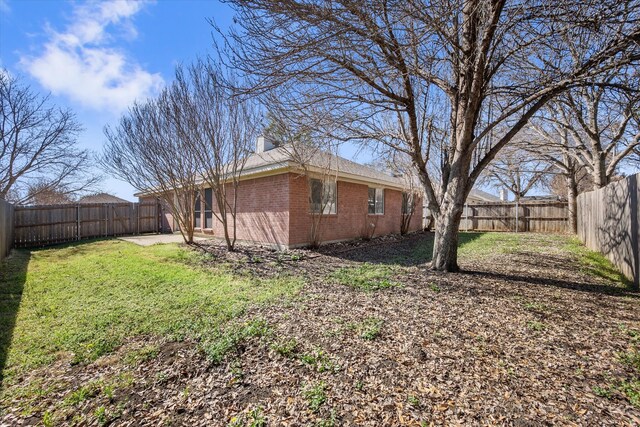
[0,0,10,14]
[20,0,163,113]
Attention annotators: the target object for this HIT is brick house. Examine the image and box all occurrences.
[139,138,423,248]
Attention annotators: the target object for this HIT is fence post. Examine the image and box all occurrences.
[136,203,140,235]
[465,203,469,231]
[76,205,81,241]
[515,199,519,233]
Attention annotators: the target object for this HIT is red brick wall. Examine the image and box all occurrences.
[199,173,291,247]
[288,174,423,246]
[142,172,423,248]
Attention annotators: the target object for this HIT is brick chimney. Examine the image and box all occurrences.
[256,136,276,153]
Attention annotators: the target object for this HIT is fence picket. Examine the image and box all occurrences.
[577,174,639,289]
[12,202,160,248]
[453,201,568,233]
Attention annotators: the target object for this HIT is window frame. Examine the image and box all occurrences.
[194,191,202,229]
[309,178,337,215]
[204,188,213,229]
[368,187,384,215]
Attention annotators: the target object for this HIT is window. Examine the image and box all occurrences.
[310,178,337,214]
[368,188,384,214]
[402,192,414,215]
[204,188,213,228]
[194,192,202,228]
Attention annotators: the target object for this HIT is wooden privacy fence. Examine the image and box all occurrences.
[577,174,639,289]
[0,198,14,260]
[458,201,568,233]
[13,202,161,248]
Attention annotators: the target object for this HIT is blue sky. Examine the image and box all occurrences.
[0,0,237,200]
[1,0,547,201]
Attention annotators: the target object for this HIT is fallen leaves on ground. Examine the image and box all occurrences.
[1,232,639,426]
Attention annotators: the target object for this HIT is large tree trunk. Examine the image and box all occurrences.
[431,202,465,272]
[592,155,608,189]
[566,173,578,234]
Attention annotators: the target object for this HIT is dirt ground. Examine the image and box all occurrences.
[2,232,639,426]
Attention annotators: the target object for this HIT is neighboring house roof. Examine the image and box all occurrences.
[519,194,562,202]
[78,193,131,204]
[422,188,500,212]
[467,189,501,203]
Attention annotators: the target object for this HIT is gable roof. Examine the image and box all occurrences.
[78,193,131,204]
[135,145,413,197]
[240,145,406,189]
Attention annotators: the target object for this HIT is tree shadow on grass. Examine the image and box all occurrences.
[0,250,30,383]
[322,231,486,267]
[19,236,115,252]
[316,231,638,298]
[462,269,638,299]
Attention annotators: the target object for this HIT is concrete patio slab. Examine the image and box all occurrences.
[118,234,206,246]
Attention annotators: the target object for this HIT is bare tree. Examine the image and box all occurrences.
[481,144,554,202]
[545,160,594,233]
[220,0,640,271]
[378,150,421,235]
[264,107,339,247]
[24,180,74,205]
[102,87,201,244]
[171,60,259,251]
[526,126,592,233]
[535,78,640,190]
[547,167,592,201]
[528,71,640,233]
[0,71,101,204]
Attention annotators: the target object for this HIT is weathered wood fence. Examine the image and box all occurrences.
[458,201,568,233]
[577,174,639,289]
[0,199,14,260]
[13,202,161,248]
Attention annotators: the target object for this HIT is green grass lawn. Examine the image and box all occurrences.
[0,239,301,383]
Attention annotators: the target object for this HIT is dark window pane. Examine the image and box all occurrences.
[324,181,337,214]
[204,188,213,212]
[310,179,323,212]
[194,192,201,228]
[203,188,213,228]
[368,188,376,214]
[375,189,384,214]
[310,179,337,214]
[369,188,383,214]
